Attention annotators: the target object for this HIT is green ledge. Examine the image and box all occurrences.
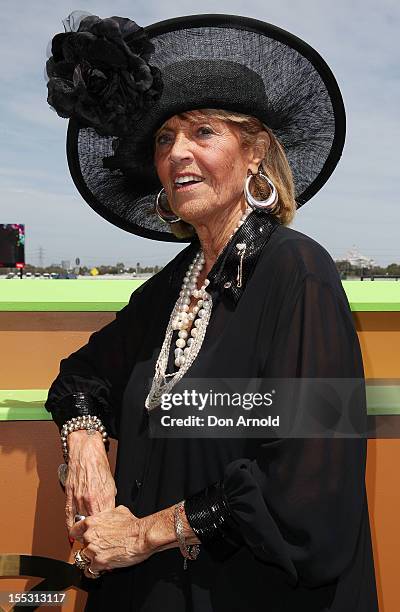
[1,385,400,421]
[0,279,144,312]
[0,279,399,312]
[342,281,400,312]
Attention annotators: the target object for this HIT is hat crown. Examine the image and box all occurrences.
[149,58,275,131]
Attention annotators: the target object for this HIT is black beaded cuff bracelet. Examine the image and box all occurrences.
[184,481,234,544]
[51,392,102,431]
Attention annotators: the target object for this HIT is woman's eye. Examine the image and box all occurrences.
[156,133,172,145]
[198,126,213,137]
[156,126,214,145]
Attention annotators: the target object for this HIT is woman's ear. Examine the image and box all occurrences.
[248,131,270,174]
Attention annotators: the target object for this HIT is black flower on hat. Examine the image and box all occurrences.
[46,12,163,137]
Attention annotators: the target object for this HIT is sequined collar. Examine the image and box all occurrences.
[170,210,280,305]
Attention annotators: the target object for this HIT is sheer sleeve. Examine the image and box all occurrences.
[185,273,367,588]
[45,283,148,438]
[45,245,194,438]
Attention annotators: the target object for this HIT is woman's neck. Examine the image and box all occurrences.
[194,198,248,277]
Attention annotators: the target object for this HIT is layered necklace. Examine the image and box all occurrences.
[145,206,251,411]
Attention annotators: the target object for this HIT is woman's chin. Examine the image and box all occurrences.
[173,198,212,221]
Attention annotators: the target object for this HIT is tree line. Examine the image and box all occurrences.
[2,260,400,277]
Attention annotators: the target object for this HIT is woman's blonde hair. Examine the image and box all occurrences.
[157,108,297,239]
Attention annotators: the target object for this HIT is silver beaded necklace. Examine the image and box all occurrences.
[145,206,251,411]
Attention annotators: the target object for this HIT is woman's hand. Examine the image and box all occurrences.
[65,430,116,533]
[69,505,151,575]
[69,503,201,577]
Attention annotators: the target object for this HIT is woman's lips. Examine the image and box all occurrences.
[174,180,204,192]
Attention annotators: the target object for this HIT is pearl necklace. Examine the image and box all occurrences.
[172,250,209,368]
[145,206,251,411]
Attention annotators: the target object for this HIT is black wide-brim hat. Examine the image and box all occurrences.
[65,14,346,243]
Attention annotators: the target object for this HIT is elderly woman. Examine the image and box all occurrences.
[45,12,378,612]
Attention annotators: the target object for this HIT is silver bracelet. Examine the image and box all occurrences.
[174,501,200,570]
[60,415,108,464]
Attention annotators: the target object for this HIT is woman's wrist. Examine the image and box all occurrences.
[68,429,104,442]
[68,430,108,460]
[140,504,200,556]
[68,429,105,447]
[60,415,109,464]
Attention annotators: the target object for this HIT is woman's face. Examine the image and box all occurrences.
[153,112,258,226]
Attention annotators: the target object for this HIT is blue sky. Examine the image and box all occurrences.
[0,0,398,267]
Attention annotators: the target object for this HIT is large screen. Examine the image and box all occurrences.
[0,224,25,268]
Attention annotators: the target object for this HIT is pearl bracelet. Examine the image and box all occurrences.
[60,415,108,464]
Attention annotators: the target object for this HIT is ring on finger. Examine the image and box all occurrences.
[74,549,90,571]
[80,549,91,564]
[87,567,102,579]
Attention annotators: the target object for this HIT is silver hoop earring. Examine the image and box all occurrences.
[244,171,278,211]
[155,188,181,224]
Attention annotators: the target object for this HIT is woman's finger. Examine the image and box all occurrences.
[73,482,95,516]
[76,495,91,517]
[70,517,89,540]
[82,493,100,516]
[65,492,76,532]
[73,475,116,516]
[79,548,99,579]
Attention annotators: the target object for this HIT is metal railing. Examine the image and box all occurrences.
[360,274,400,281]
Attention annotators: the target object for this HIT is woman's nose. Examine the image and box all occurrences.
[169,133,193,164]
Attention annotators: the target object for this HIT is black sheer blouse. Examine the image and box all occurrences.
[46,210,378,611]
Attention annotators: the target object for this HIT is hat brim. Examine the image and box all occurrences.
[67,13,346,242]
